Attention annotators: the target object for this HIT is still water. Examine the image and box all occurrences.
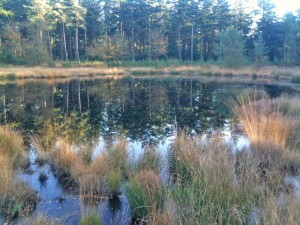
[0,77,297,224]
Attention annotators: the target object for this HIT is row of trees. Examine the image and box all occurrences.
[0,0,299,66]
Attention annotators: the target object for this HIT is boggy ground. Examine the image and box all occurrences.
[0,63,300,84]
[1,90,300,225]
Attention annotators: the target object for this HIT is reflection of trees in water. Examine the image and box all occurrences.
[0,78,293,146]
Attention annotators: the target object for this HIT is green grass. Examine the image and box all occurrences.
[107,170,122,196]
[136,148,160,173]
[124,170,163,219]
[80,212,101,225]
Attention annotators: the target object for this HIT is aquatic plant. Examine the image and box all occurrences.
[170,135,262,225]
[80,212,102,225]
[125,170,163,219]
[107,170,122,196]
[106,139,128,175]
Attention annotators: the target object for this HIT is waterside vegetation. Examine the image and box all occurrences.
[1,90,300,224]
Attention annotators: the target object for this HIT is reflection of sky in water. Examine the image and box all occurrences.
[285,176,300,200]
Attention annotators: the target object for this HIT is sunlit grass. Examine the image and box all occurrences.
[231,93,297,149]
[0,126,24,159]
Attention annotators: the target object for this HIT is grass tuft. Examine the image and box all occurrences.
[125,170,163,219]
[80,212,101,225]
[0,126,24,159]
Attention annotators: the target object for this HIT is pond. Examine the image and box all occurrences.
[0,77,298,224]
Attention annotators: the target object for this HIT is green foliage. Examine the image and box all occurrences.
[253,34,268,69]
[23,41,52,66]
[0,0,297,65]
[216,29,247,68]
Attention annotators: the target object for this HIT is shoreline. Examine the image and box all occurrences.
[0,65,299,89]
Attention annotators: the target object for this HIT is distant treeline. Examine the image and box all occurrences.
[0,0,299,67]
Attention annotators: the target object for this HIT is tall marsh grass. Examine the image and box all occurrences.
[0,126,24,159]
[231,93,297,149]
[170,135,262,225]
[125,170,163,219]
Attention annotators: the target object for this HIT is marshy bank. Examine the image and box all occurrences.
[0,77,300,224]
[0,65,300,85]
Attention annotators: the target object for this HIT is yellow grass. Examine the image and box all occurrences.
[0,66,125,78]
[71,155,108,196]
[232,95,296,149]
[1,65,298,79]
[0,159,13,195]
[0,126,24,158]
[53,139,78,170]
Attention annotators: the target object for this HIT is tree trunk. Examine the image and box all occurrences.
[148,19,151,61]
[191,23,194,61]
[78,80,82,115]
[47,30,53,60]
[86,81,90,109]
[62,23,69,61]
[190,78,193,108]
[149,78,152,117]
[178,24,182,61]
[131,27,135,61]
[131,8,135,61]
[39,25,43,44]
[84,28,87,60]
[66,81,69,115]
[75,21,80,64]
